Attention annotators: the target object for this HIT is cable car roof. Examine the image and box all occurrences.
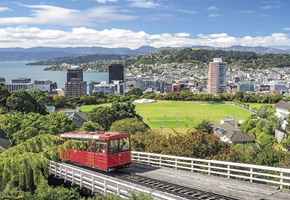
[59,131,130,140]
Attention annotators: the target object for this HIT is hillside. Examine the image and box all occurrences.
[125,48,290,69]
[24,48,290,72]
[27,54,128,65]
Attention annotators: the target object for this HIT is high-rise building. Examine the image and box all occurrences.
[208,58,227,95]
[67,66,83,82]
[108,64,125,95]
[109,64,124,83]
[65,66,87,97]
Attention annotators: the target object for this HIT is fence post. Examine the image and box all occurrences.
[191,160,194,172]
[227,165,230,179]
[280,171,284,189]
[80,172,83,188]
[92,177,95,193]
[65,166,67,182]
[208,162,211,175]
[104,179,107,195]
[59,164,62,179]
[159,157,162,167]
[250,168,253,183]
[175,158,178,169]
[117,184,120,195]
[148,155,151,164]
[72,169,75,185]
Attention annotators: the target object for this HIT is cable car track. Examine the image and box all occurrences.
[114,172,238,200]
[67,162,238,199]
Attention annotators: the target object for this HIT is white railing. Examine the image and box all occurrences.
[132,151,290,189]
[49,161,177,200]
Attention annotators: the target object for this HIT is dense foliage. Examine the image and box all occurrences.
[110,118,150,134]
[0,112,77,145]
[87,101,143,130]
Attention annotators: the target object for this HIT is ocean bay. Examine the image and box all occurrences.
[0,61,108,89]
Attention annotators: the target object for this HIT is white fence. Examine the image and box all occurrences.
[49,161,176,200]
[132,151,290,189]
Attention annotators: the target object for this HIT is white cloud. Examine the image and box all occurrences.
[176,9,198,14]
[0,27,290,49]
[0,4,136,26]
[207,6,218,11]
[0,7,12,12]
[129,0,160,8]
[175,33,190,37]
[284,27,290,31]
[95,0,118,3]
[260,4,281,9]
[208,14,219,18]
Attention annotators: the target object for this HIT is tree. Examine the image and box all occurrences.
[195,119,214,134]
[29,88,53,107]
[0,134,84,197]
[6,90,46,114]
[110,118,149,134]
[252,105,275,119]
[0,83,10,108]
[88,101,143,130]
[126,88,143,98]
[0,112,76,145]
[45,112,77,135]
[79,121,104,131]
[92,91,105,99]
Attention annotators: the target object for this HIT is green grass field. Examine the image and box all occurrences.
[134,101,252,129]
[80,103,111,112]
[79,101,253,132]
[247,103,275,109]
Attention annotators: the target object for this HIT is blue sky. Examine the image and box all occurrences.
[0,0,289,49]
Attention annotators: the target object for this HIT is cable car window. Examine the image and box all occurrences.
[81,139,89,151]
[88,139,94,152]
[109,139,119,154]
[119,137,130,151]
[96,140,107,154]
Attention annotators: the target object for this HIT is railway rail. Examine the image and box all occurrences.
[114,172,238,200]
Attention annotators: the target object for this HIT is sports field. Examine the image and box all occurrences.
[80,101,253,131]
[134,101,252,129]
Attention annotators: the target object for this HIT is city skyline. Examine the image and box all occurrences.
[0,0,289,49]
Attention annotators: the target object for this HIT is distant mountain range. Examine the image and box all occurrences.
[0,45,290,61]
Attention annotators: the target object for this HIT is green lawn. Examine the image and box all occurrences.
[79,101,253,133]
[247,103,275,109]
[80,103,111,112]
[134,101,252,129]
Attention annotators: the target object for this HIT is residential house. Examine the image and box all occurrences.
[211,120,255,146]
[69,112,88,127]
[276,100,290,129]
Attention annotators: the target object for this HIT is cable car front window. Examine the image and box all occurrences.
[109,139,119,154]
[119,137,130,151]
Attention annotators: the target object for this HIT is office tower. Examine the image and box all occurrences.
[109,64,124,83]
[65,66,87,97]
[108,64,125,95]
[208,58,227,95]
[67,65,83,82]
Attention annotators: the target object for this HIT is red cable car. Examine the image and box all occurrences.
[58,131,131,172]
